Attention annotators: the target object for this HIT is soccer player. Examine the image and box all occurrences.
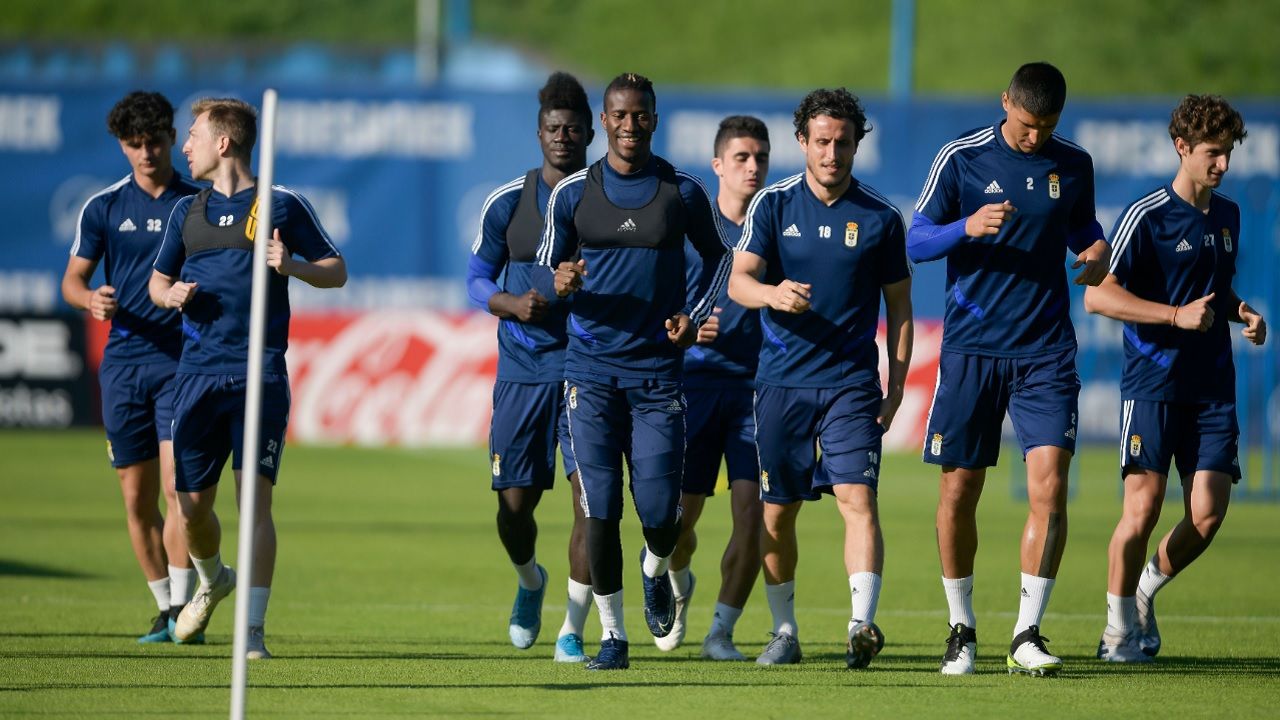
[538,72,731,671]
[61,91,203,644]
[655,115,770,661]
[728,88,913,670]
[908,62,1110,676]
[149,97,346,660]
[1085,95,1265,662]
[466,72,595,662]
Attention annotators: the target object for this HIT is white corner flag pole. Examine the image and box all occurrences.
[231,87,278,720]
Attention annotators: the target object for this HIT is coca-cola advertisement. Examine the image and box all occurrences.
[81,310,945,450]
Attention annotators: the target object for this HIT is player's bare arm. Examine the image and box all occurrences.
[727,251,811,313]
[1070,238,1111,286]
[554,258,586,297]
[62,255,118,321]
[879,277,914,430]
[1084,276,1215,331]
[267,229,347,288]
[1227,290,1267,345]
[964,200,1016,237]
[148,269,197,311]
[665,313,696,348]
[695,307,721,345]
[488,288,549,322]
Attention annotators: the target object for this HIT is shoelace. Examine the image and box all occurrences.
[944,630,967,660]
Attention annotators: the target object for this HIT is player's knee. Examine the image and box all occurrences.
[1191,509,1226,540]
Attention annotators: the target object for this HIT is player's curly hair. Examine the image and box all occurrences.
[604,72,656,111]
[793,88,870,143]
[1169,94,1247,148]
[538,71,592,123]
[191,97,258,156]
[714,115,769,158]
[106,91,175,141]
[1007,62,1067,117]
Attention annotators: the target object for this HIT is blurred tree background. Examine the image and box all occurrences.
[1,0,1274,96]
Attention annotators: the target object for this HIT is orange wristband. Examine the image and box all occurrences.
[1170,305,1179,326]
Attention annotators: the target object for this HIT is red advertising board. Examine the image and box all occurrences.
[84,310,945,450]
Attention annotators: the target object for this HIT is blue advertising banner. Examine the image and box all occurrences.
[1,81,1276,451]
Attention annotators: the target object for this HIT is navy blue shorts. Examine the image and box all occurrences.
[564,376,683,526]
[100,361,178,467]
[683,385,758,496]
[1119,399,1241,482]
[923,348,1080,469]
[489,380,577,490]
[170,373,291,493]
[753,383,884,504]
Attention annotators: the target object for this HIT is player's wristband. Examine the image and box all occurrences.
[1170,305,1179,327]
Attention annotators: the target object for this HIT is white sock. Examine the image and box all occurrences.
[168,565,196,606]
[249,586,271,628]
[848,572,882,629]
[670,566,693,598]
[642,546,670,578]
[942,575,976,628]
[1137,556,1173,599]
[708,602,743,637]
[765,581,797,637]
[559,578,593,638]
[1106,593,1136,633]
[1014,573,1055,636]
[513,557,543,591]
[594,590,627,642]
[147,577,170,611]
[190,553,222,586]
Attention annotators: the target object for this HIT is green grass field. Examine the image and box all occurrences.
[2,429,1277,718]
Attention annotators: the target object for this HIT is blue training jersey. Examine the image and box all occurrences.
[739,172,911,389]
[154,185,339,376]
[1109,185,1239,403]
[71,173,203,364]
[467,170,568,384]
[537,155,731,382]
[913,123,1098,357]
[683,208,761,389]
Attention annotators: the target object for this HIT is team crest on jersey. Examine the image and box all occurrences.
[492,453,501,476]
[1048,173,1061,199]
[930,433,943,456]
[1223,228,1233,252]
[844,222,859,247]
[568,385,578,410]
[1129,434,1142,457]
[760,470,770,493]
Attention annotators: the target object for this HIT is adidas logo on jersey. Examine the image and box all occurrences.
[118,218,137,232]
[983,180,1004,194]
[782,224,801,237]
[617,218,637,232]
[1176,238,1193,252]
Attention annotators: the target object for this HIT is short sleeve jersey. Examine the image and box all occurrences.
[740,173,911,389]
[154,185,339,376]
[537,156,731,382]
[1108,185,1239,402]
[470,170,568,383]
[71,173,203,364]
[914,124,1098,357]
[683,209,760,389]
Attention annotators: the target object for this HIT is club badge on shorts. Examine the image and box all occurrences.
[492,453,501,477]
[1048,173,1061,199]
[930,433,943,456]
[844,222,859,248]
[105,440,114,463]
[1223,227,1232,252]
[1129,434,1142,457]
[760,470,770,493]
[568,385,578,410]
